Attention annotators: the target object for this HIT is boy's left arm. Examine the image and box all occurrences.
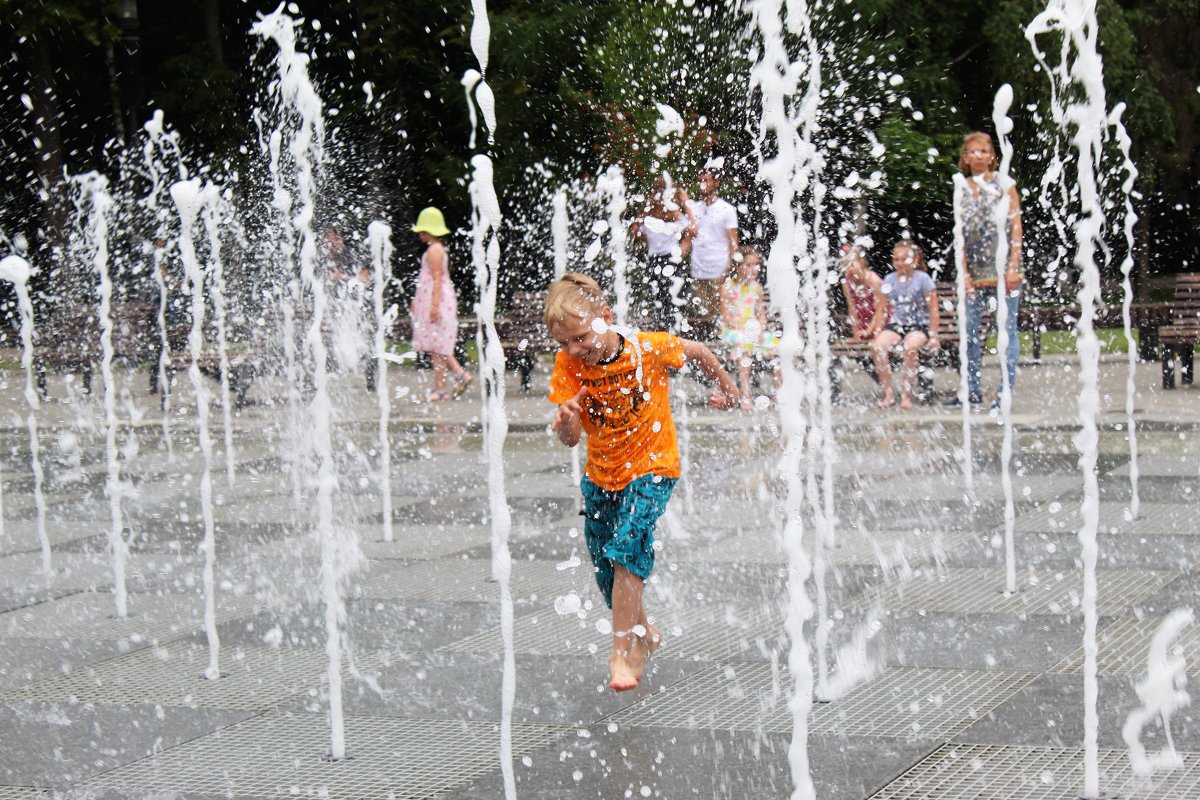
[682,339,741,409]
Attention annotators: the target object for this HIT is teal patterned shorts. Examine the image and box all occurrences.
[580,474,677,608]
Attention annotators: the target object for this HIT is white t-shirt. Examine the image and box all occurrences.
[688,197,738,279]
[641,215,688,258]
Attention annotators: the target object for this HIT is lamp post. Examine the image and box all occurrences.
[117,0,142,138]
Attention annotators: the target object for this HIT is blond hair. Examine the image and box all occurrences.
[958,131,998,174]
[544,273,609,327]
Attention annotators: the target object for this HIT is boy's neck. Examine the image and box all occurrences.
[596,331,624,365]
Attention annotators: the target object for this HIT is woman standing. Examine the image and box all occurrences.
[632,174,696,332]
[410,207,472,401]
[951,131,1023,410]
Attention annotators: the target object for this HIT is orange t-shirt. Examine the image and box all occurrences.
[548,331,686,491]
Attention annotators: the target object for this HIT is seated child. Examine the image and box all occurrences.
[545,273,741,691]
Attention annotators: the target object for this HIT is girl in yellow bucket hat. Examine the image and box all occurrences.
[410,207,472,400]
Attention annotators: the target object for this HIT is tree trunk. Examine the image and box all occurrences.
[1136,202,1150,300]
[27,37,69,268]
[205,0,224,64]
[105,40,127,143]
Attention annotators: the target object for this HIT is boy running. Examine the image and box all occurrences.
[545,273,740,691]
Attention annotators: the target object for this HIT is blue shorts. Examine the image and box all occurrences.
[580,474,678,609]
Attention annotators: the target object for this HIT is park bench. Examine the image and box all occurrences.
[1019,302,1174,362]
[159,328,258,408]
[496,290,557,392]
[829,281,962,404]
[36,301,156,398]
[1158,273,1200,389]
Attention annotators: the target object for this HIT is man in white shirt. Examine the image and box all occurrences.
[687,169,739,340]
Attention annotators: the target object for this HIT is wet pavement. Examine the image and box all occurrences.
[0,349,1199,798]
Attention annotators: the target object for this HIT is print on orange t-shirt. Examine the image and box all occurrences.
[548,331,686,491]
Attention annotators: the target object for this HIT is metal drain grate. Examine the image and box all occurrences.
[1111,454,1200,478]
[686,529,784,563]
[823,529,972,569]
[356,558,590,604]
[605,665,1034,738]
[0,788,50,800]
[808,667,1036,739]
[78,712,567,800]
[848,568,1176,616]
[1013,502,1196,536]
[869,743,1200,799]
[0,644,386,710]
[439,605,783,661]
[0,520,100,557]
[1050,615,1200,676]
[0,591,260,643]
[439,608,608,656]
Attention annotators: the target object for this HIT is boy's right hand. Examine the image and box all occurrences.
[551,386,587,433]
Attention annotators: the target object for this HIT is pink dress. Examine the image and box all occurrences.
[410,248,458,356]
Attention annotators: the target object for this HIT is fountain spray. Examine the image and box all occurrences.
[1027,1,1110,795]
[252,7,353,761]
[0,253,49,574]
[200,188,237,485]
[170,179,222,681]
[465,2,516,794]
[1109,103,1141,520]
[142,111,188,460]
[72,174,129,617]
[749,0,816,795]
[368,222,395,543]
[990,85,1019,595]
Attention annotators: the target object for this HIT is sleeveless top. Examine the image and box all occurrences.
[410,248,458,356]
[960,173,1019,287]
[844,277,877,331]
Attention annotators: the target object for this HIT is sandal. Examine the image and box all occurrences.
[424,389,450,402]
[452,371,474,398]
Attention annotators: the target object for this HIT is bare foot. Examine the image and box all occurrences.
[879,391,895,409]
[608,651,639,692]
[629,624,663,679]
[642,623,664,656]
[899,394,913,410]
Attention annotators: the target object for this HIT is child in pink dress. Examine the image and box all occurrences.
[410,207,472,401]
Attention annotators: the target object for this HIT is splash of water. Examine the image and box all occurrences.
[266,129,304,506]
[368,221,395,543]
[72,174,128,617]
[1123,609,1193,775]
[950,174,975,500]
[1109,103,1140,519]
[200,187,237,485]
[252,6,352,761]
[991,84,1019,594]
[171,178,222,681]
[598,166,629,324]
[470,150,517,797]
[142,111,189,460]
[0,254,49,574]
[551,187,569,280]
[749,0,816,795]
[467,2,515,787]
[1027,2,1110,795]
[550,187,581,488]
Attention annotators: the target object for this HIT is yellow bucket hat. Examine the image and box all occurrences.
[412,206,451,237]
